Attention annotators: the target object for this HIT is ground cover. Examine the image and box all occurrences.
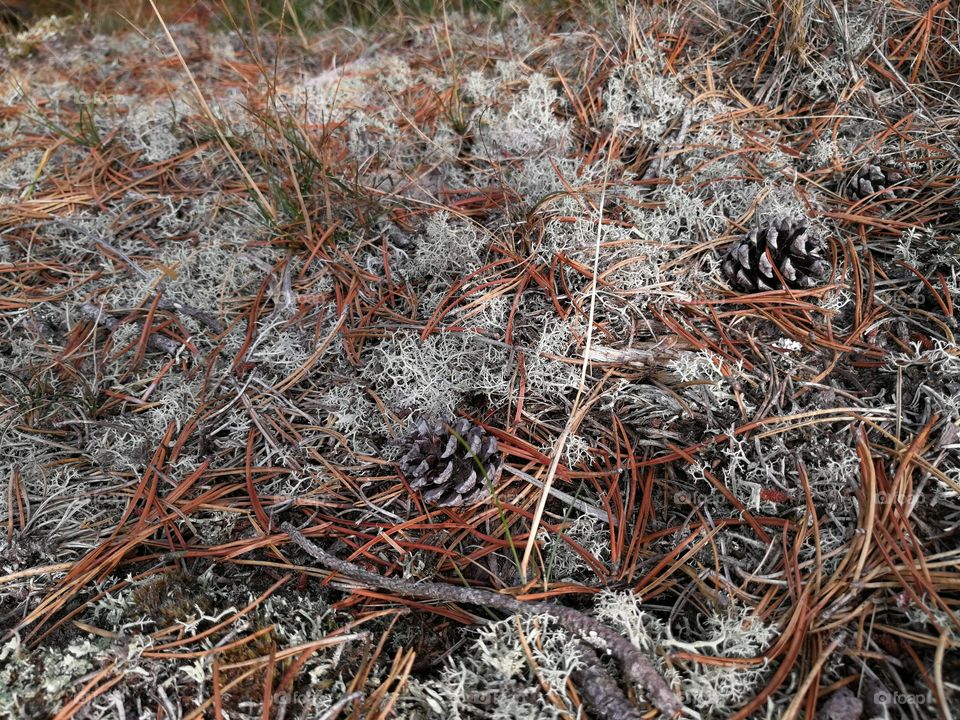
[1,1,958,717]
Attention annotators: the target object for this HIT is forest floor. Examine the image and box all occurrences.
[1,2,959,718]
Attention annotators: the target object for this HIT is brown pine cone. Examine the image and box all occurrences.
[722,217,829,292]
[399,417,503,507]
[848,162,903,200]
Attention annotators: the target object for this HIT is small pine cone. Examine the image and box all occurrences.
[848,162,903,200]
[722,217,829,292]
[399,417,503,507]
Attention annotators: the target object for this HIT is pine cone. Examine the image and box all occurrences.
[848,163,903,200]
[722,217,829,292]
[399,417,503,507]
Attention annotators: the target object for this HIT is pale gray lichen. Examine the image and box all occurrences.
[399,613,582,720]
[603,59,687,142]
[361,328,511,416]
[481,73,572,157]
[594,590,778,718]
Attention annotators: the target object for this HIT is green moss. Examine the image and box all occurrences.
[130,568,213,627]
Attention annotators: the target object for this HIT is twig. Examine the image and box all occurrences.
[80,302,184,357]
[585,336,687,368]
[282,523,682,718]
[155,298,223,335]
[636,107,694,197]
[52,219,224,334]
[156,684,181,720]
[573,642,645,720]
[94,235,224,333]
[521,119,617,580]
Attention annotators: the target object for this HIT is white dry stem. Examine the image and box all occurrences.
[520,130,614,581]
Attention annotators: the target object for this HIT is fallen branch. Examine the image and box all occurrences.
[282,523,682,718]
[51,219,224,335]
[574,642,646,720]
[503,465,610,523]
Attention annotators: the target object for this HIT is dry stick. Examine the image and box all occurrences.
[519,107,693,578]
[316,692,364,720]
[80,302,183,357]
[93,236,225,334]
[636,108,693,199]
[282,523,682,718]
[574,642,645,720]
[54,219,224,334]
[155,297,224,335]
[503,465,609,524]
